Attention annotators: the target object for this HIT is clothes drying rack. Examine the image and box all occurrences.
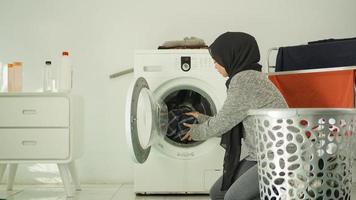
[266,47,279,73]
[266,47,356,160]
[266,46,356,73]
[266,46,356,74]
[266,46,356,112]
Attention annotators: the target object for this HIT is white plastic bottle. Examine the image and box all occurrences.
[58,51,72,92]
[1,63,8,92]
[12,61,23,92]
[0,61,2,91]
[2,64,8,92]
[43,61,53,92]
[7,63,14,92]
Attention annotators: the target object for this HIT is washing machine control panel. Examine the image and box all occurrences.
[180,56,191,72]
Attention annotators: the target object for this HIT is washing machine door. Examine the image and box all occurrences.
[125,77,168,164]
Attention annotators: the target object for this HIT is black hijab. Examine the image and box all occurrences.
[209,32,262,191]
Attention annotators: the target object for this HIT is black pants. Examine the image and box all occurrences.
[210,159,260,200]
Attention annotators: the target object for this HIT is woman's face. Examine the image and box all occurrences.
[213,60,228,77]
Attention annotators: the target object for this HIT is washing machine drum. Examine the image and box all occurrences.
[165,90,213,143]
[126,77,218,163]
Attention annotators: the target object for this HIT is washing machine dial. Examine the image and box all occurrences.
[181,63,191,71]
[181,56,191,72]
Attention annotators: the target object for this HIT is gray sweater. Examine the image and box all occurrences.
[190,70,288,161]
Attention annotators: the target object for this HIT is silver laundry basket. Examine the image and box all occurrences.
[249,109,356,200]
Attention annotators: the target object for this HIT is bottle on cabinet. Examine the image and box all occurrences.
[1,63,9,92]
[10,61,23,92]
[7,63,15,92]
[1,63,8,92]
[57,51,72,92]
[0,61,3,92]
[43,60,55,92]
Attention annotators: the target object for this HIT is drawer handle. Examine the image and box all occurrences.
[22,109,37,115]
[22,141,38,146]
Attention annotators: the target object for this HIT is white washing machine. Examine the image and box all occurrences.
[126,49,227,194]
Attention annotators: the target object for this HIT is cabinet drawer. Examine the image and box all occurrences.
[0,97,69,127]
[0,129,69,160]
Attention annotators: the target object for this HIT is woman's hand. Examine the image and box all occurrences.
[181,112,201,141]
[184,111,201,119]
[181,123,193,141]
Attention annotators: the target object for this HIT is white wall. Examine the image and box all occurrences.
[0,0,356,184]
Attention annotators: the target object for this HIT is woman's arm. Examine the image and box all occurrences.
[196,114,210,123]
[184,112,211,123]
[189,83,251,141]
[183,71,285,142]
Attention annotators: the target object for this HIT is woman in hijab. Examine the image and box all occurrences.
[182,32,288,200]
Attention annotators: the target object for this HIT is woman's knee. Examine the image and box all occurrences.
[223,191,233,200]
[209,176,226,200]
[224,190,260,200]
[224,192,260,200]
[210,185,224,200]
[209,187,217,200]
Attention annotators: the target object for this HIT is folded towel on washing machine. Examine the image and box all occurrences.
[158,36,208,49]
[166,106,198,143]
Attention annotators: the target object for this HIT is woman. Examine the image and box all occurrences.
[181,32,288,200]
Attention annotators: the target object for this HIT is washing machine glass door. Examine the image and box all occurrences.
[125,77,168,164]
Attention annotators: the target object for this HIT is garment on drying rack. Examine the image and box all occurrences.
[276,38,356,72]
[308,37,356,44]
[268,69,355,108]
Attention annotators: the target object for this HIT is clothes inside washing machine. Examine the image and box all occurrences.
[164,90,213,145]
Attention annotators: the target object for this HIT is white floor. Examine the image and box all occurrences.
[1,184,356,200]
[0,184,209,200]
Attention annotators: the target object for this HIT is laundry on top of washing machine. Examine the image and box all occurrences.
[164,89,213,145]
[158,36,208,49]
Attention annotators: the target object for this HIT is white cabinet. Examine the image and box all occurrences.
[0,129,70,159]
[0,93,83,197]
[0,97,69,127]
